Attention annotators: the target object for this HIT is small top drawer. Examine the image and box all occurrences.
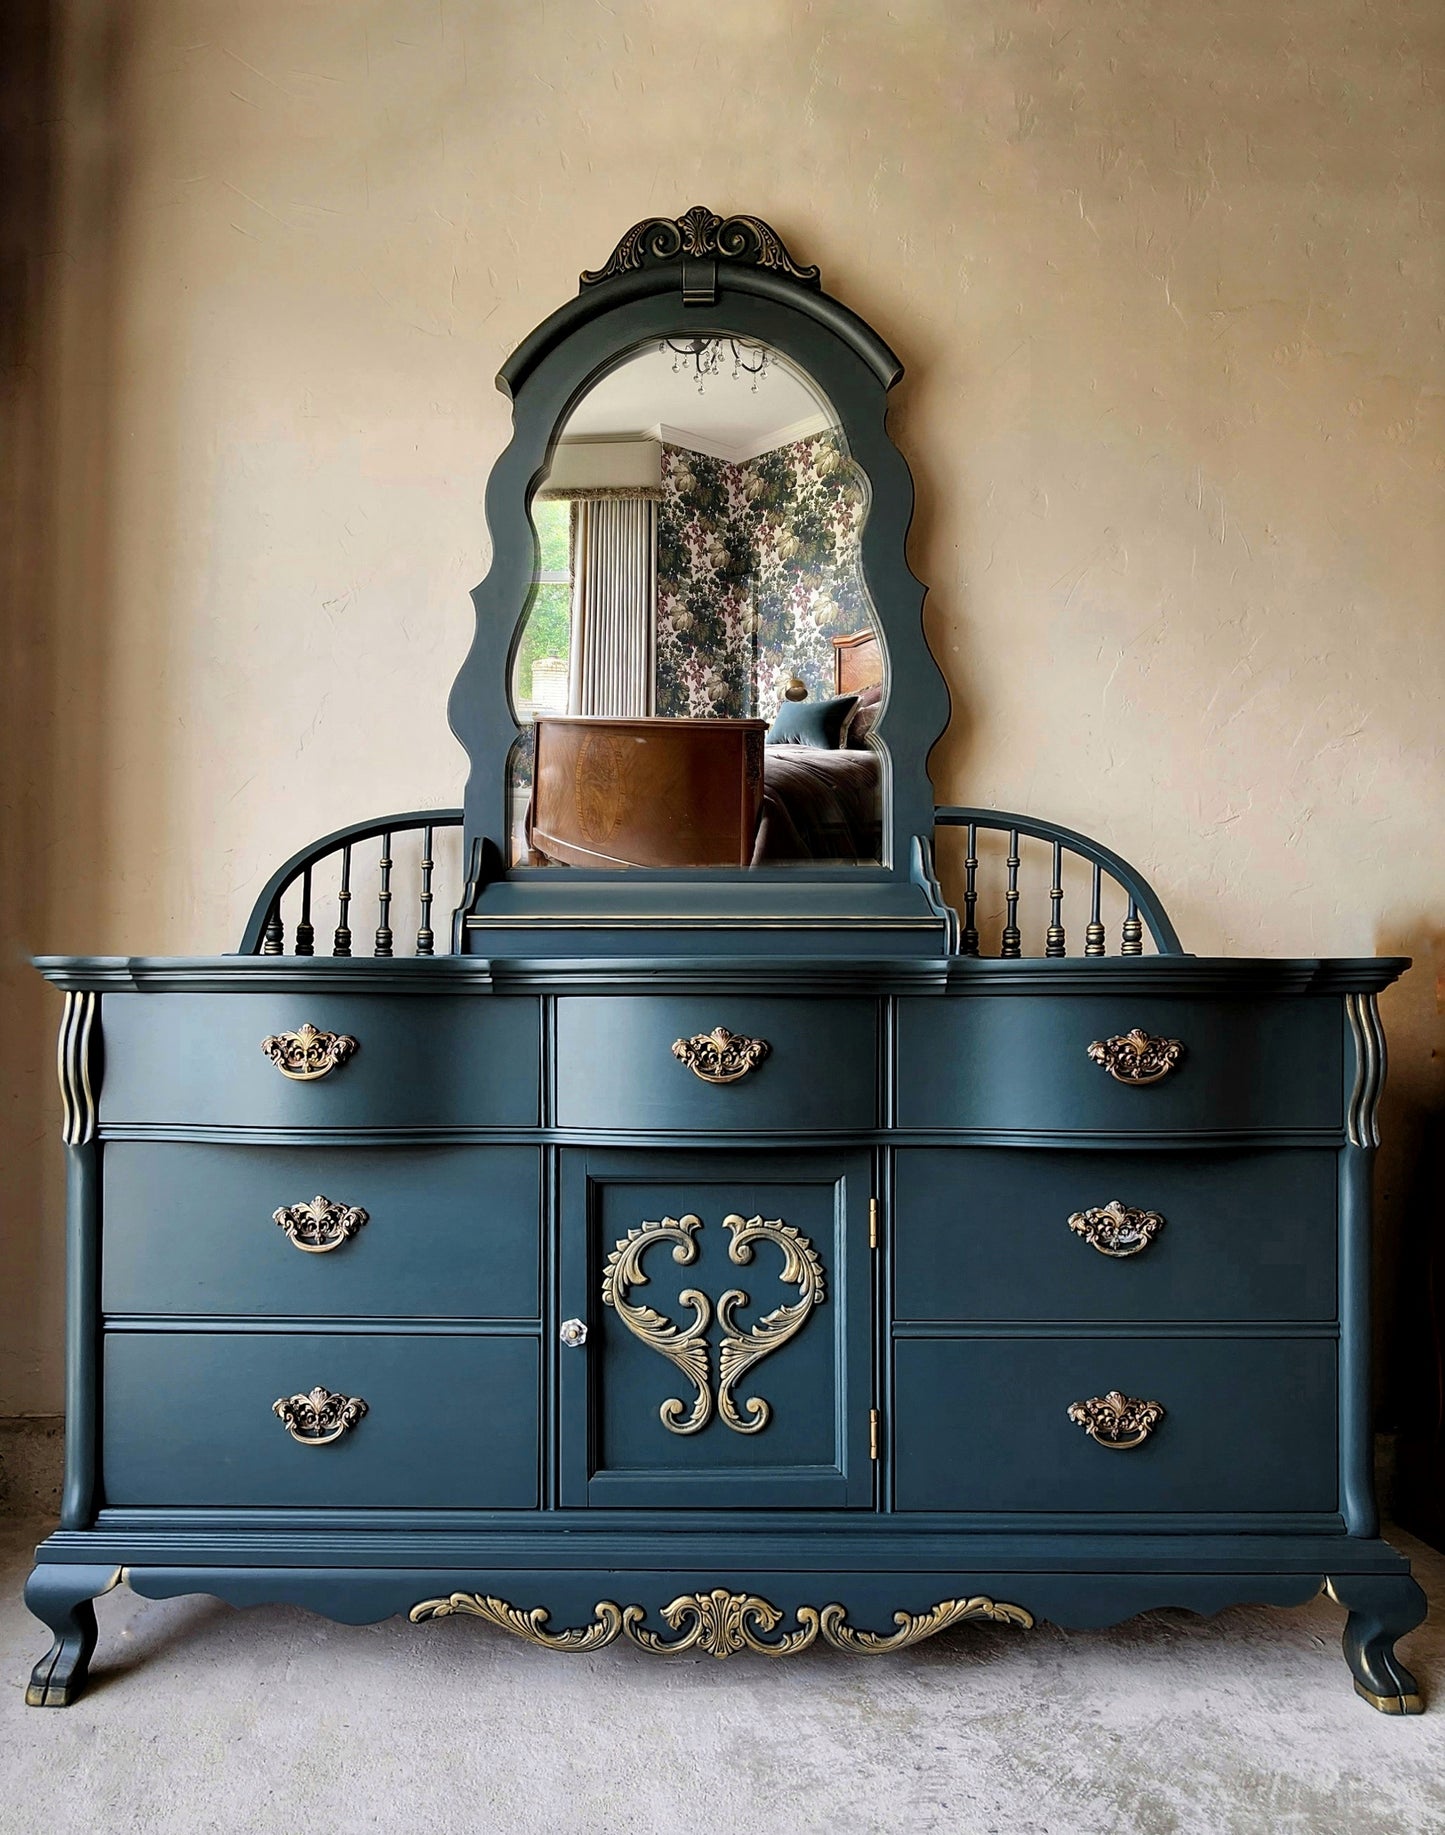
[97,994,540,1130]
[554,997,877,1132]
[896,996,1342,1134]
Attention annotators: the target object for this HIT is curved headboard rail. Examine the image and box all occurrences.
[237,810,464,957]
[933,807,1186,958]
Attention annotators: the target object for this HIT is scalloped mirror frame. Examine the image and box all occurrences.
[448,207,950,908]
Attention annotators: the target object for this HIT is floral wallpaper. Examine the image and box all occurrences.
[655,432,871,720]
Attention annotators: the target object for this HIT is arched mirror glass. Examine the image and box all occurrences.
[506,336,886,869]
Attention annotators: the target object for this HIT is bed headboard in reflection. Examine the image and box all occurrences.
[833,629,882,697]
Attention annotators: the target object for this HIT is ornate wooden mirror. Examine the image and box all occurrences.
[449,208,952,953]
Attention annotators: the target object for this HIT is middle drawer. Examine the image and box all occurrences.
[893,1147,1338,1323]
[555,997,878,1132]
[102,1144,540,1319]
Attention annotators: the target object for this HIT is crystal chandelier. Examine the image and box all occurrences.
[662,336,770,394]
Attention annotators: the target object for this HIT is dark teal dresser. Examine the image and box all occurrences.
[23,208,1427,1711]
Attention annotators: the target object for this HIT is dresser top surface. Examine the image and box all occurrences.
[33,953,1410,998]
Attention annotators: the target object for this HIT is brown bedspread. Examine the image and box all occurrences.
[752,748,881,863]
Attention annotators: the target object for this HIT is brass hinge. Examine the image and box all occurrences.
[869,1408,880,1461]
[869,1198,879,1250]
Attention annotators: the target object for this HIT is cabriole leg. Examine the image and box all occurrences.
[1326,1575,1429,1715]
[24,1564,118,1707]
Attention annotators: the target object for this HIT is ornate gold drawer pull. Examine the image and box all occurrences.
[273,1194,369,1254]
[1067,1390,1164,1450]
[671,1026,770,1084]
[260,1023,359,1082]
[272,1385,368,1446]
[1067,1201,1164,1258]
[1086,1028,1183,1086]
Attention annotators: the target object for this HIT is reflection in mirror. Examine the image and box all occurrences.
[508,338,885,869]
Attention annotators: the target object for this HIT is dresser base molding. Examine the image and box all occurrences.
[22,1546,1426,1711]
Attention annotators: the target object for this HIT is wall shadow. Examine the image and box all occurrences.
[0,0,130,1416]
[1373,921,1445,1550]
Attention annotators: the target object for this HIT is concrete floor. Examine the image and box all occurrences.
[0,1520,1440,1835]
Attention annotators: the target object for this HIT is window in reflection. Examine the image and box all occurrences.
[514,498,573,718]
[508,339,884,869]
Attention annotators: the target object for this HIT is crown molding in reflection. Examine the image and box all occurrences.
[654,412,834,466]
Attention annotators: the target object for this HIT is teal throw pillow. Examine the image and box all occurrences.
[765,693,858,749]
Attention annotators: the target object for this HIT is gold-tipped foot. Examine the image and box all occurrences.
[1354,1681,1425,1715]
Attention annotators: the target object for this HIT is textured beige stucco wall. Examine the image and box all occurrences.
[3,0,1441,1413]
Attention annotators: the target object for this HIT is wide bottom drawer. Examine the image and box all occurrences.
[103,1332,539,1509]
[893,1337,1337,1514]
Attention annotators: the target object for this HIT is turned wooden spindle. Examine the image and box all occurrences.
[961,823,980,957]
[1045,840,1066,957]
[416,824,436,956]
[374,833,394,958]
[332,844,353,956]
[294,866,315,957]
[1085,863,1106,956]
[261,905,284,955]
[1121,898,1143,956]
[1000,829,1022,959]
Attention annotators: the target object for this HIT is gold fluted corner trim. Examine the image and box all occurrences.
[716,1214,827,1434]
[1067,1200,1165,1258]
[817,1595,1035,1652]
[601,1214,713,1434]
[272,1385,368,1445]
[1067,1390,1165,1450]
[273,1194,369,1253]
[1345,992,1385,1148]
[57,991,99,1145]
[408,1589,1034,1658]
[1086,1029,1184,1085]
[671,1026,770,1084]
[260,1022,359,1082]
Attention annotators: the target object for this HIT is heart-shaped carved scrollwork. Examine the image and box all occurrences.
[600,1211,826,1436]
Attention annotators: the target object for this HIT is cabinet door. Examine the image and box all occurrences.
[559,1149,874,1508]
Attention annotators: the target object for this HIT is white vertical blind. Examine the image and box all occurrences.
[567,496,657,717]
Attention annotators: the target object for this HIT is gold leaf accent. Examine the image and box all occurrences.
[715,1214,827,1435]
[409,1590,1035,1658]
[407,1594,625,1651]
[670,1026,771,1084]
[1086,1029,1184,1085]
[600,1212,827,1438]
[627,1590,822,1659]
[1067,1390,1165,1450]
[600,1215,713,1434]
[260,1023,359,1082]
[818,1596,1036,1652]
